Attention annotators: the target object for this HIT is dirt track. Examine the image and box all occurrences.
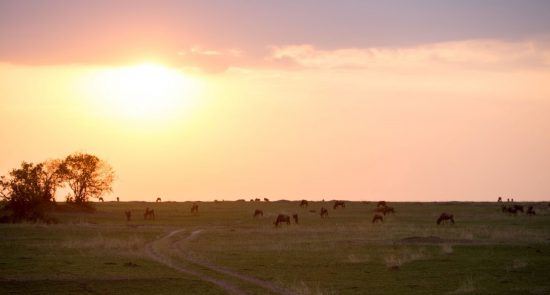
[146,228,294,295]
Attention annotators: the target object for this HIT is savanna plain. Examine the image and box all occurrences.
[1,201,549,294]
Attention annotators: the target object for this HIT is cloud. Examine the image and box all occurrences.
[178,46,243,57]
[173,46,245,73]
[0,41,246,74]
[268,39,550,71]
[2,37,550,75]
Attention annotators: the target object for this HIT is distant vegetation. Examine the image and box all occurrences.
[0,152,114,223]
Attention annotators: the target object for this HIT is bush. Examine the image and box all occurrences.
[0,153,114,223]
[0,161,61,222]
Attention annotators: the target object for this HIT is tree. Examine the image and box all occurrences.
[60,153,115,204]
[0,160,63,222]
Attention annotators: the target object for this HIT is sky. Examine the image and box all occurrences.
[1,0,550,201]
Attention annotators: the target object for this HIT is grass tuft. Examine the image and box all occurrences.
[449,277,475,294]
[291,281,333,295]
[441,243,454,255]
[61,234,145,254]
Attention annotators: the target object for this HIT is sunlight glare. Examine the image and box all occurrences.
[90,63,201,120]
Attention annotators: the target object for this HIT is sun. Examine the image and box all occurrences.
[89,62,200,120]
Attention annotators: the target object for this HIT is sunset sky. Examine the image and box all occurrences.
[1,0,550,201]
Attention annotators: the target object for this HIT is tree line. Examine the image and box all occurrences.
[0,152,115,223]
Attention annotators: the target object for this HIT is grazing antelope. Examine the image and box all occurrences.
[505,206,518,215]
[513,205,524,212]
[264,198,270,202]
[437,213,454,225]
[144,208,155,220]
[320,207,329,218]
[526,206,536,216]
[274,214,291,227]
[375,206,395,215]
[255,198,261,202]
[190,203,199,214]
[99,197,104,202]
[300,200,308,207]
[333,201,345,209]
[253,209,263,218]
[124,210,131,221]
[372,214,383,223]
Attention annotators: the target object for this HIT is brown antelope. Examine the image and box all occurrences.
[437,213,454,225]
[333,201,345,209]
[372,214,383,223]
[144,208,155,220]
[274,214,291,227]
[190,203,199,214]
[253,209,263,218]
[504,206,518,215]
[320,207,329,218]
[375,206,395,215]
[513,204,524,212]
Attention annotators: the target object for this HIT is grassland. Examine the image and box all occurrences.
[1,201,549,294]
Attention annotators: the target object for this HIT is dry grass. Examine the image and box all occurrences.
[510,258,528,270]
[489,228,547,243]
[441,243,454,255]
[384,247,428,270]
[458,230,474,240]
[346,253,370,263]
[60,234,146,254]
[384,254,402,270]
[291,281,334,295]
[449,277,475,294]
[3,201,548,294]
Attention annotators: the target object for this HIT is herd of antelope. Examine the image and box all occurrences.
[119,196,542,225]
[262,199,459,227]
